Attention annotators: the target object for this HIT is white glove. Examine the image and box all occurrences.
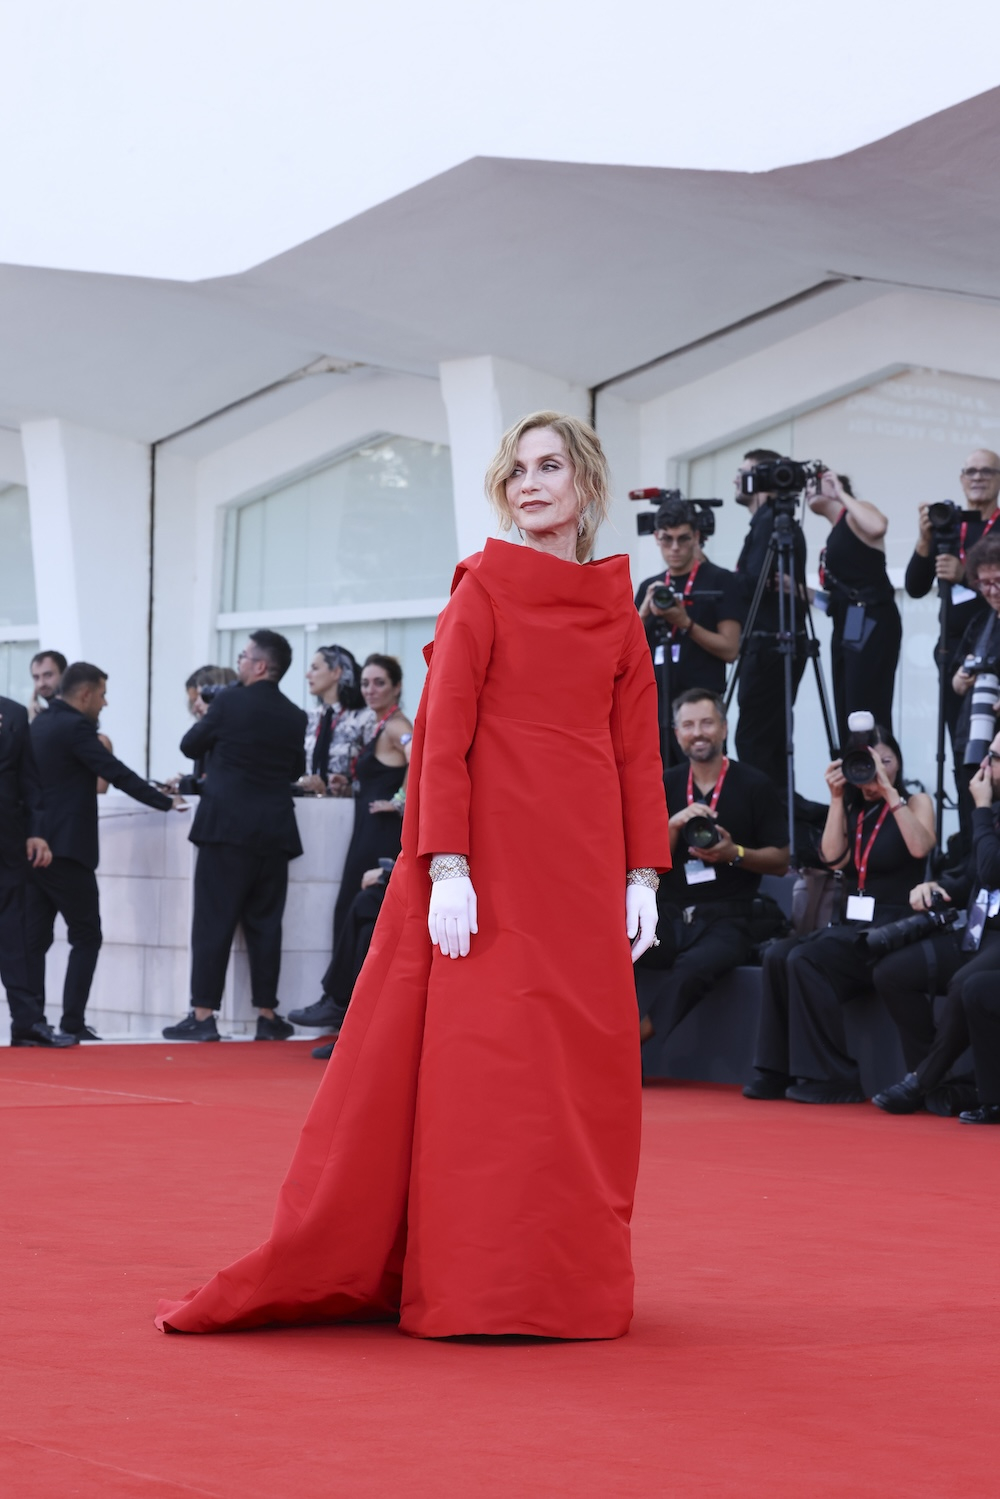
[626,885,659,964]
[428,875,479,959]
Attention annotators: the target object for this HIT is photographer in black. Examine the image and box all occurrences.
[744,720,935,1103]
[636,690,789,1049]
[635,498,742,765]
[948,535,1000,828]
[732,449,809,792]
[872,723,1000,1120]
[905,448,1000,844]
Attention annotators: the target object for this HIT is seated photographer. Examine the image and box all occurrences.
[806,468,900,742]
[635,499,742,765]
[309,860,393,1061]
[905,450,999,848]
[299,644,374,797]
[636,689,789,1048]
[744,722,935,1104]
[872,725,1000,1119]
[948,536,1000,827]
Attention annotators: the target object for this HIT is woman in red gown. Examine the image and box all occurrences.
[157,412,671,1340]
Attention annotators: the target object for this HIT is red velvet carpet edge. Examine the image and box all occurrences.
[2,1043,998,1498]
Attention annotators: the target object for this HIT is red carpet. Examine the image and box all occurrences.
[2,1043,998,1497]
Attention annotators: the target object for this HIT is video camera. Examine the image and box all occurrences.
[629,488,723,540]
[740,457,824,514]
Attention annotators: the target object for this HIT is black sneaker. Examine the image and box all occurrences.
[312,1037,338,1060]
[60,1023,102,1042]
[287,997,345,1027]
[958,1104,1000,1125]
[162,1011,220,1042]
[12,1021,79,1048]
[871,1073,924,1114]
[255,1014,294,1041]
[742,1069,792,1100]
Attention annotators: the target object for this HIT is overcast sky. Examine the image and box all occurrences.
[2,0,999,280]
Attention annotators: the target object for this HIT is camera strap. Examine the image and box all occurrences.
[853,802,891,897]
[959,510,999,562]
[664,561,701,639]
[687,755,729,813]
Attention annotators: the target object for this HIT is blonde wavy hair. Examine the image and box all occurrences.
[484,411,611,563]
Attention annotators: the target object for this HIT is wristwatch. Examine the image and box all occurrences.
[731,845,746,866]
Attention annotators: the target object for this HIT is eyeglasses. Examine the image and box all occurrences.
[977,577,1000,593]
[961,467,1000,479]
[988,750,1000,765]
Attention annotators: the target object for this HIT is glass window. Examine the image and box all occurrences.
[221,437,457,613]
[0,485,38,628]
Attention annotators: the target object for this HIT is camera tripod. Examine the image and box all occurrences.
[932,580,957,851]
[724,501,837,848]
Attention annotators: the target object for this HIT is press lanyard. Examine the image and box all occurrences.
[959,510,999,562]
[665,561,700,640]
[853,802,890,896]
[688,755,729,812]
[372,708,399,740]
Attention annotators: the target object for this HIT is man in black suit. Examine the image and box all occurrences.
[163,630,308,1042]
[0,694,77,1046]
[28,662,179,1040]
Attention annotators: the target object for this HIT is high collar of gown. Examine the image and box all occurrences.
[455,537,633,612]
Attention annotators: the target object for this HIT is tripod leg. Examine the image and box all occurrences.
[724,535,776,714]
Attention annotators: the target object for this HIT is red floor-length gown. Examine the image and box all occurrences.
[157,539,671,1339]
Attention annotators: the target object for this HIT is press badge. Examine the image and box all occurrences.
[845,894,875,922]
[671,644,682,663]
[654,644,665,665]
[685,860,717,885]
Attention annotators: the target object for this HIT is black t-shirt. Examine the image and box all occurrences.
[904,511,994,651]
[635,558,743,698]
[733,502,808,640]
[661,757,788,907]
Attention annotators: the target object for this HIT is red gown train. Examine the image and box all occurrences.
[156,540,671,1339]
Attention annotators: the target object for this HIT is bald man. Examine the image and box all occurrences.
[906,448,1000,850]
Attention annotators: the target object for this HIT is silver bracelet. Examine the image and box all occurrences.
[429,854,470,882]
[626,868,660,891]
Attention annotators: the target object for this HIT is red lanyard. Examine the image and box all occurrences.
[665,561,700,639]
[959,510,999,562]
[688,756,729,812]
[853,802,890,895]
[372,708,398,740]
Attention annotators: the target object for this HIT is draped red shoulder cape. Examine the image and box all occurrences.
[156,540,671,1339]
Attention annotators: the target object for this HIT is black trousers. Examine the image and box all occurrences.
[963,972,1000,1105]
[320,881,387,1025]
[873,929,1000,1090]
[830,601,901,746]
[0,881,45,1033]
[190,843,290,1010]
[735,644,807,791]
[636,914,754,1036]
[755,924,894,1085]
[26,858,102,1031]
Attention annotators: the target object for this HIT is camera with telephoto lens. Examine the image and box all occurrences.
[861,890,960,956]
[652,583,680,612]
[683,814,722,851]
[629,488,724,539]
[962,654,1000,764]
[840,710,881,787]
[926,499,967,557]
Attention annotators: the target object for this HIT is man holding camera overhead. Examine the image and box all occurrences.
[905,449,1000,842]
[636,689,789,1049]
[635,497,743,766]
[872,722,1000,1122]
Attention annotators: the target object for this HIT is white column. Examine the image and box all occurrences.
[21,419,151,769]
[439,356,588,560]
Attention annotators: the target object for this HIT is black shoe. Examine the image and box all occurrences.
[60,1023,101,1041]
[872,1073,924,1114]
[287,996,345,1027]
[958,1104,1000,1125]
[12,1021,79,1048]
[312,1037,338,1060]
[255,1014,294,1041]
[162,1011,220,1041]
[926,1081,979,1117]
[786,1079,866,1105]
[742,1069,792,1100]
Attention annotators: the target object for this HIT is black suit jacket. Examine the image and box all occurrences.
[180,682,307,857]
[0,696,44,886]
[31,698,173,870]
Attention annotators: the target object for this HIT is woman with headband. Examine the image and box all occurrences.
[299,644,374,797]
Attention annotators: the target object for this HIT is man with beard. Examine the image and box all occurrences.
[636,689,789,1048]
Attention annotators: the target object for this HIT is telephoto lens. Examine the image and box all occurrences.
[683,814,721,851]
[861,894,959,956]
[966,665,1000,766]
